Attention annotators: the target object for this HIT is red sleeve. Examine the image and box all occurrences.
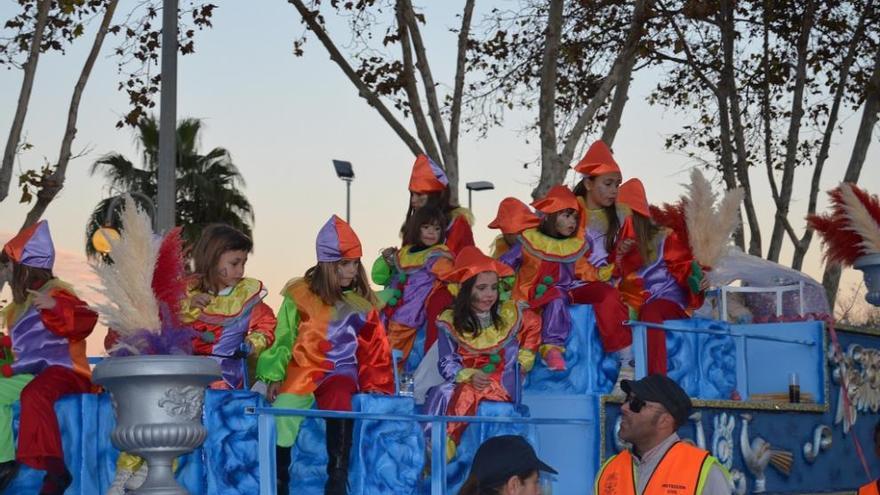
[40,290,97,341]
[248,302,277,347]
[614,216,643,277]
[662,232,704,310]
[356,309,395,395]
[424,286,454,353]
[445,215,475,256]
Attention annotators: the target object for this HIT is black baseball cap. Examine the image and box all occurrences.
[469,435,557,488]
[622,374,692,427]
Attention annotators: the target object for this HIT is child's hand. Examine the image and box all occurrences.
[266,381,282,403]
[191,293,212,310]
[615,238,635,259]
[470,370,491,390]
[27,289,56,311]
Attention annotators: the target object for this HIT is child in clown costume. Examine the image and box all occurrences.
[487,197,541,265]
[567,140,633,392]
[614,179,708,376]
[404,154,475,256]
[423,246,540,460]
[0,221,97,495]
[372,207,454,368]
[506,185,589,371]
[256,216,394,495]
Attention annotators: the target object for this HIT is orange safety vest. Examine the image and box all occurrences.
[859,480,880,495]
[595,442,722,495]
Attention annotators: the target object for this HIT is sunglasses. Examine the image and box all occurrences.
[624,395,647,413]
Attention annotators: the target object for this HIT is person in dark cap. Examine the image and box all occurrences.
[459,435,557,495]
[595,374,732,495]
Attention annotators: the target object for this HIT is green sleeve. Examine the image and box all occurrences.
[371,254,393,286]
[255,296,299,383]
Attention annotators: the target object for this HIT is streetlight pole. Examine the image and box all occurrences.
[465,181,495,210]
[332,160,355,224]
[156,0,178,233]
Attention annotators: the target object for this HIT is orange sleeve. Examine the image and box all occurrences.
[356,309,395,394]
[518,308,542,354]
[40,290,97,341]
[248,301,277,347]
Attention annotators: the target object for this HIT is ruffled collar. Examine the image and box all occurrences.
[396,244,452,270]
[520,227,588,262]
[438,300,523,352]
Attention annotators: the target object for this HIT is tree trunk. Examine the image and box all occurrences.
[21,0,120,229]
[765,0,815,262]
[822,47,880,307]
[535,0,565,199]
[448,0,476,168]
[600,52,637,147]
[0,0,51,204]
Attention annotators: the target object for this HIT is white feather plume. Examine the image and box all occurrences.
[91,195,161,336]
[839,183,880,256]
[684,168,744,267]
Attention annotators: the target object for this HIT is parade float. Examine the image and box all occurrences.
[1,182,879,494]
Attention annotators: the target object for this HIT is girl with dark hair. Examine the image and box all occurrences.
[506,185,589,371]
[615,179,707,376]
[423,247,540,461]
[182,223,277,390]
[372,206,454,368]
[256,216,394,495]
[0,221,97,495]
[567,140,633,393]
[405,154,475,256]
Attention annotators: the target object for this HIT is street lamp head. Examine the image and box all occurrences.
[91,226,121,255]
[466,181,494,192]
[332,160,355,181]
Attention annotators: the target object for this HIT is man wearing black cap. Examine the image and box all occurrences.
[459,435,557,495]
[595,374,732,495]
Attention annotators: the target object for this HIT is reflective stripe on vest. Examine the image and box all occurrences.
[595,442,717,495]
[859,480,880,495]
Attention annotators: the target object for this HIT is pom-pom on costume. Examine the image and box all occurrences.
[0,221,96,493]
[371,243,453,367]
[422,247,540,459]
[615,179,706,375]
[567,141,632,355]
[505,186,589,363]
[409,154,475,256]
[182,277,276,389]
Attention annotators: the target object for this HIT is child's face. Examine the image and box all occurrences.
[216,250,248,288]
[337,259,359,288]
[410,192,429,208]
[470,271,499,313]
[554,209,578,237]
[585,173,622,208]
[419,222,442,246]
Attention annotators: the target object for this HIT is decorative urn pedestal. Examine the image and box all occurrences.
[93,355,221,495]
[854,253,880,307]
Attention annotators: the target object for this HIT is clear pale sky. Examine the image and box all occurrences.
[1,1,878,355]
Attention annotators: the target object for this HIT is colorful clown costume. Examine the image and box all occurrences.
[372,243,453,367]
[409,154,475,256]
[182,277,276,389]
[0,221,96,489]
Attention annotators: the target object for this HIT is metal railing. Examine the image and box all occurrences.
[245,406,592,495]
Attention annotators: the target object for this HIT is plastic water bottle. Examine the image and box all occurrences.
[399,373,414,397]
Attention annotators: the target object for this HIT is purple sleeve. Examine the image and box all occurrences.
[437,325,463,382]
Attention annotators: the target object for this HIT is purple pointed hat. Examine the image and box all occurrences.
[2,220,55,270]
[316,215,363,262]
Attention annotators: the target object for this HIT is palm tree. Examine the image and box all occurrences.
[85,116,254,256]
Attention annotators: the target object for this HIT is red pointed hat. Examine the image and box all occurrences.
[408,154,449,194]
[315,215,362,262]
[488,197,541,234]
[618,178,651,217]
[531,185,580,214]
[439,246,514,283]
[2,220,55,269]
[573,140,621,176]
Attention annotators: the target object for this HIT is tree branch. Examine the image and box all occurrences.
[534,0,565,199]
[448,0,476,161]
[288,0,423,157]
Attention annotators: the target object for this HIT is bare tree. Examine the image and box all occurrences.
[287,0,476,202]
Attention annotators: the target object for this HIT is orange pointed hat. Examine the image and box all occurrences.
[530,185,580,214]
[439,246,514,283]
[316,215,363,262]
[488,197,541,234]
[408,154,449,194]
[2,220,55,269]
[573,140,621,176]
[618,178,651,218]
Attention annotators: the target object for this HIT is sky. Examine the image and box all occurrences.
[1,1,878,355]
